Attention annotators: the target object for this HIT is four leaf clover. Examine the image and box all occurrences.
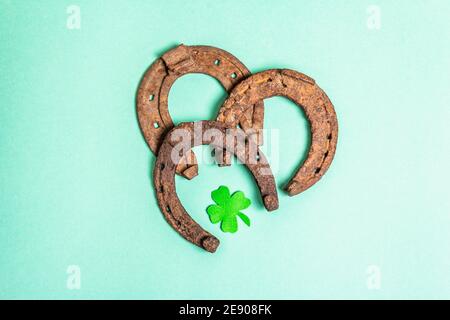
[206,186,251,233]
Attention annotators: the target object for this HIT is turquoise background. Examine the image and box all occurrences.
[0,0,449,299]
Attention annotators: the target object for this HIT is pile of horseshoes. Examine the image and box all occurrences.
[137,44,338,253]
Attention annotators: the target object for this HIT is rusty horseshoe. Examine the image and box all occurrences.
[137,44,265,180]
[217,69,338,196]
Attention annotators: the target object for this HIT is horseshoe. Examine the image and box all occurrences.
[217,69,338,197]
[137,44,265,179]
[153,121,279,253]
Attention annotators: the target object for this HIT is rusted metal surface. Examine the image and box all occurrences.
[153,121,278,253]
[217,69,338,196]
[137,44,264,179]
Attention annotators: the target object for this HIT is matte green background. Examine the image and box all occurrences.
[1,0,449,299]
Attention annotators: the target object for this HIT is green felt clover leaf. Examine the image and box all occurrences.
[206,186,251,233]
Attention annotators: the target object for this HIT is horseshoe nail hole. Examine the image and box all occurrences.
[166,206,171,213]
[159,185,164,193]
[324,151,329,158]
[153,122,160,129]
[214,59,221,66]
[268,78,273,82]
[327,134,332,140]
[256,153,260,161]
[149,94,155,101]
[211,149,216,157]
[315,167,321,174]
[230,72,237,79]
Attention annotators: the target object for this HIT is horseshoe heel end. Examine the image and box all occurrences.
[285,181,300,196]
[201,236,220,253]
[176,151,199,180]
[285,180,309,197]
[263,194,279,211]
[180,164,199,180]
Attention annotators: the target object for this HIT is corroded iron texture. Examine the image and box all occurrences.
[137,44,264,179]
[153,121,278,253]
[217,69,338,196]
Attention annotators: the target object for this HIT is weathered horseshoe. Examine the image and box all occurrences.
[137,44,265,179]
[217,69,338,197]
[154,121,279,253]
